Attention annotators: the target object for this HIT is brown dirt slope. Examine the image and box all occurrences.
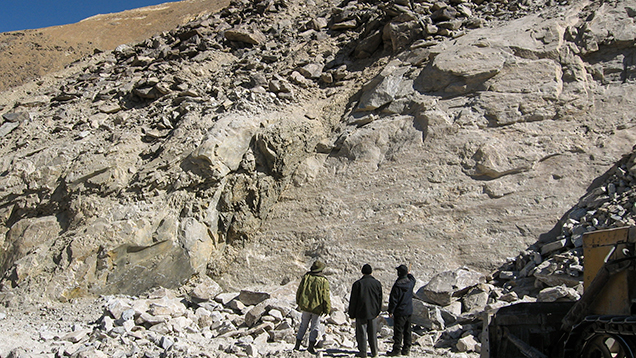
[0,0,229,92]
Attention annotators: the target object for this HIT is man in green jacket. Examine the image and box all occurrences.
[295,260,331,354]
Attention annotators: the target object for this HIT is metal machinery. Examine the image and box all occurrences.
[483,226,636,358]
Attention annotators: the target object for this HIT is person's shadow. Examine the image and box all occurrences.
[323,348,375,357]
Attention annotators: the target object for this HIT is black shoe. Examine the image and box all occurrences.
[294,338,302,351]
[307,340,317,354]
[387,351,401,356]
[401,351,409,356]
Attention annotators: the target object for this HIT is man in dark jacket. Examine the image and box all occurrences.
[388,264,416,356]
[348,264,383,357]
[295,260,331,354]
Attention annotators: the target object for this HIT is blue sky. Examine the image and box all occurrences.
[0,0,173,33]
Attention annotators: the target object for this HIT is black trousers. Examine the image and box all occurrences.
[355,318,378,357]
[393,314,412,353]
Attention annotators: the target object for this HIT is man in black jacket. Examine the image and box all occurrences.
[388,264,416,356]
[348,264,383,357]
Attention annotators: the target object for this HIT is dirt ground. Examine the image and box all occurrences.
[0,297,104,357]
[0,0,229,92]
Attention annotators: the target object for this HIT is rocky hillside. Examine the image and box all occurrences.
[2,0,636,356]
[1,0,636,302]
[0,0,229,92]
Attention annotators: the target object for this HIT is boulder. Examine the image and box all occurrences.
[289,70,312,88]
[384,15,424,52]
[97,241,195,296]
[268,328,296,343]
[534,260,581,287]
[298,63,324,79]
[357,62,411,112]
[216,292,240,306]
[106,297,133,320]
[98,102,121,114]
[2,112,30,123]
[415,46,505,95]
[254,115,324,177]
[443,301,462,320]
[148,296,187,318]
[178,218,215,274]
[417,268,485,306]
[354,29,383,58]
[190,275,223,302]
[327,310,348,325]
[171,316,196,333]
[190,113,266,179]
[228,299,247,313]
[540,239,567,255]
[412,299,445,330]
[114,44,136,58]
[456,334,480,353]
[61,328,91,343]
[245,303,268,327]
[576,2,636,55]
[464,138,541,179]
[537,285,580,302]
[225,27,267,45]
[461,285,490,313]
[239,290,271,306]
[336,115,422,165]
[0,216,62,277]
[331,19,358,30]
[268,309,283,321]
[0,121,20,137]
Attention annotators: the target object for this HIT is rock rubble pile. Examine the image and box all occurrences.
[0,271,489,358]
[0,259,599,358]
[492,149,636,305]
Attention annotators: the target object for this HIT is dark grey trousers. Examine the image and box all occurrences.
[355,317,378,357]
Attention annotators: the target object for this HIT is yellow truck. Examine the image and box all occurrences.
[483,226,636,358]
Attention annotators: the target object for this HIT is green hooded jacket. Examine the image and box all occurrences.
[296,272,331,315]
